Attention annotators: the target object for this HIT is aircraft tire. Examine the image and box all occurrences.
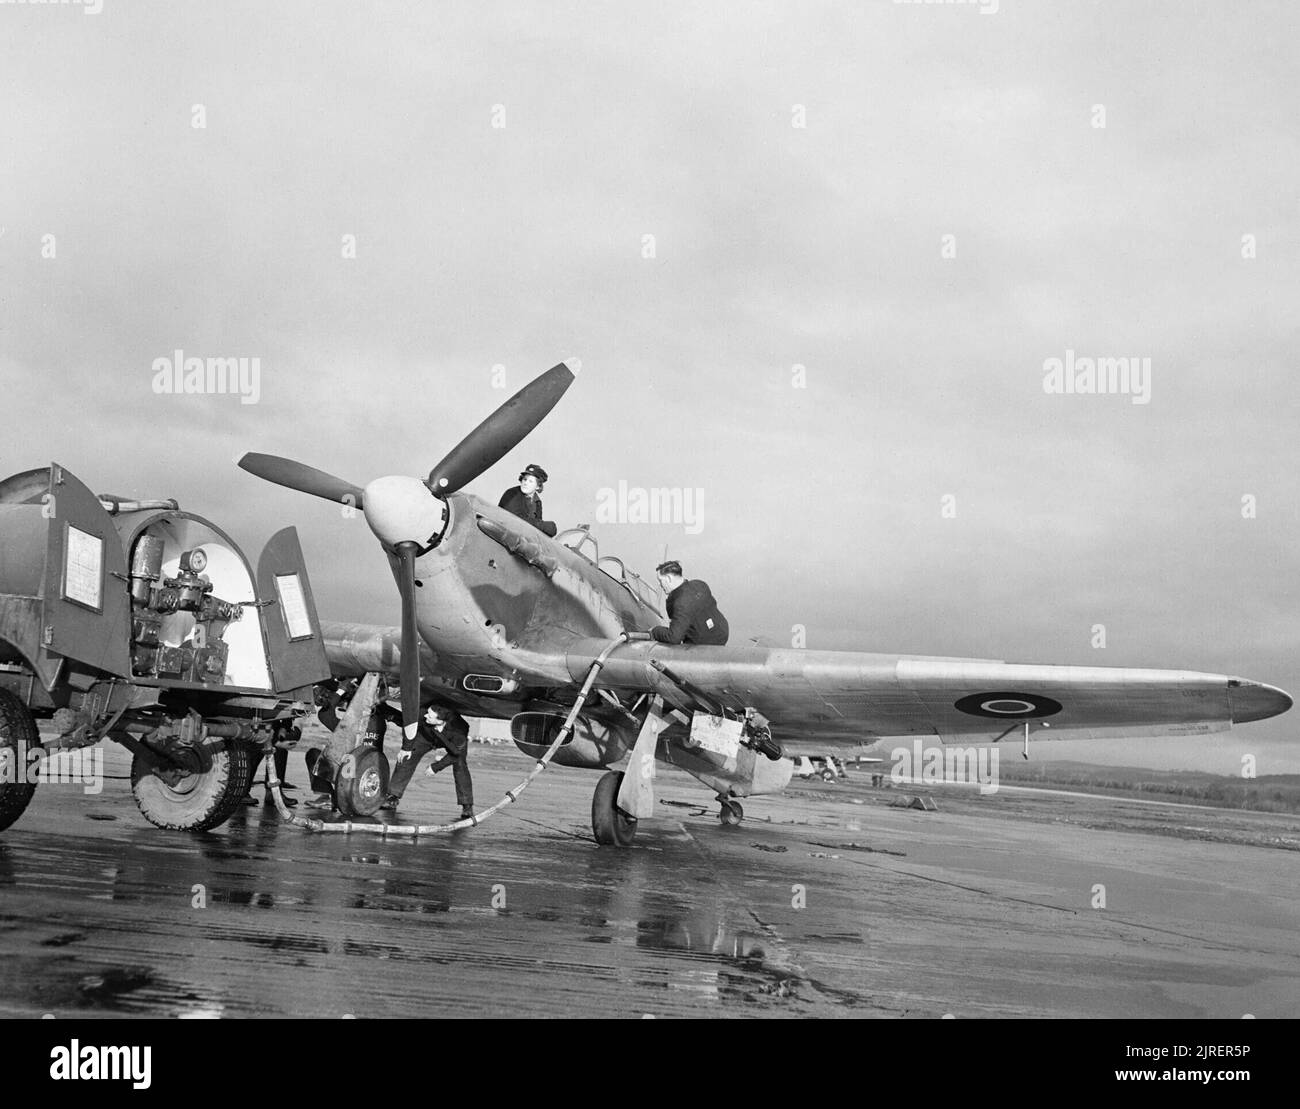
[820,768,835,782]
[719,799,743,826]
[592,770,637,846]
[335,744,390,818]
[131,740,253,832]
[0,690,40,832]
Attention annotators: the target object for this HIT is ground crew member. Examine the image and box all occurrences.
[498,463,557,537]
[305,678,388,810]
[314,678,357,733]
[242,720,301,807]
[650,561,729,645]
[381,705,475,820]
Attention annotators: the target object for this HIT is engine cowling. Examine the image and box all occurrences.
[510,711,635,769]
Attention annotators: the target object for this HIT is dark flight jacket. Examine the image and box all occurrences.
[498,487,557,537]
[651,580,729,646]
[388,709,474,808]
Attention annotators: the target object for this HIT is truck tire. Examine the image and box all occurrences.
[0,689,40,832]
[227,739,260,802]
[131,740,254,832]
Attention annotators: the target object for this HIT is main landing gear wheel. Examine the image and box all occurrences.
[820,768,836,782]
[592,770,637,846]
[131,740,253,832]
[335,744,390,818]
[0,689,40,833]
[719,798,744,826]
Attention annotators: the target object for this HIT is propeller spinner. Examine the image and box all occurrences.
[238,362,575,740]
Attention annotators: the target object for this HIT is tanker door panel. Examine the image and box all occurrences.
[41,464,132,678]
[257,527,330,695]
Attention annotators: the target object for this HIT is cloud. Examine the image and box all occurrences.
[1,1,1295,767]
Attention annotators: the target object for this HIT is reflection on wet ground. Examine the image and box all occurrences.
[0,748,860,1016]
[2,745,1298,1017]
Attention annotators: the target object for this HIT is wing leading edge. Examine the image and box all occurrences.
[563,640,1292,746]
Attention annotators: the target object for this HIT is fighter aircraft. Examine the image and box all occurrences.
[238,363,1293,845]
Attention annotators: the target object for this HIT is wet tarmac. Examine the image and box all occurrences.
[2,743,1298,1018]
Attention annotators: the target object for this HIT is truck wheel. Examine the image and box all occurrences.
[0,689,40,833]
[131,741,253,832]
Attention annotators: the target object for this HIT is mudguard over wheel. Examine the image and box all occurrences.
[131,740,253,832]
[592,770,637,846]
[0,689,40,832]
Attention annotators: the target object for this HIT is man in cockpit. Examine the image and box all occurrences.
[498,463,557,537]
[650,561,729,646]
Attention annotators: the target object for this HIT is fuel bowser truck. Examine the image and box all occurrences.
[0,462,331,833]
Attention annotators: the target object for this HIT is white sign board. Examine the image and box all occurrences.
[63,526,103,610]
[275,573,313,640]
[688,714,743,758]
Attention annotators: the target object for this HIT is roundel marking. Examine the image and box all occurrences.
[954,691,1063,719]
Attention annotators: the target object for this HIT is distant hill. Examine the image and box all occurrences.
[995,759,1300,813]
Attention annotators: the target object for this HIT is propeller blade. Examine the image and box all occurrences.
[427,362,574,494]
[238,453,366,508]
[395,541,422,740]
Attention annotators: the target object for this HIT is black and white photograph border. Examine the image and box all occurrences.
[0,0,1296,1039]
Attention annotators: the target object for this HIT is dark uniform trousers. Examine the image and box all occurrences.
[248,722,300,790]
[387,712,474,809]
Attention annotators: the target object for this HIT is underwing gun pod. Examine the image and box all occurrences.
[0,463,331,833]
[511,703,791,843]
[511,640,791,845]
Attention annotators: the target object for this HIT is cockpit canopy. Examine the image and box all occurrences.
[556,525,663,615]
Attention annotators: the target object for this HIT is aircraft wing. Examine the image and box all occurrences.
[319,623,1291,744]
[320,621,411,679]
[563,639,1292,745]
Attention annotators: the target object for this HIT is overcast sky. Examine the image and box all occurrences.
[2,1,1297,773]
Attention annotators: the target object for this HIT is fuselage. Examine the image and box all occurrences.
[322,492,663,710]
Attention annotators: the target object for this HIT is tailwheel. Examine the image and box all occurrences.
[592,770,637,846]
[336,744,390,818]
[719,798,744,826]
[131,740,253,832]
